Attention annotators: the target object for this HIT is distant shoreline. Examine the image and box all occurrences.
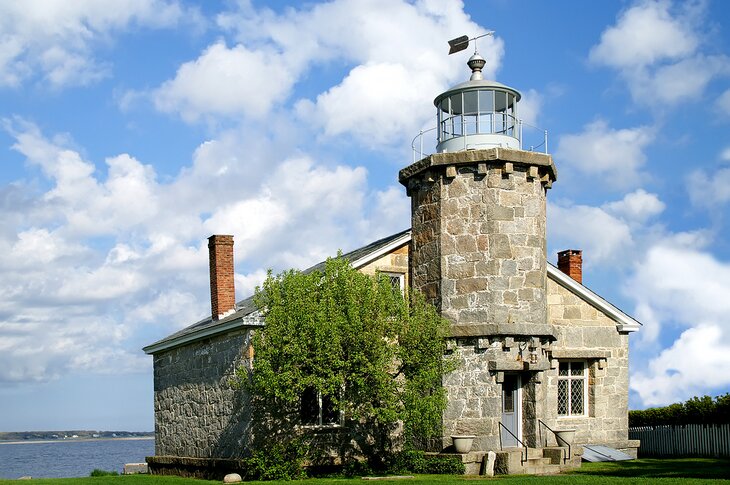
[0,436,154,445]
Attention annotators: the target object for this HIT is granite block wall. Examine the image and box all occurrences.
[153,329,252,458]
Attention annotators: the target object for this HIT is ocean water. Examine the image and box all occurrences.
[0,438,155,479]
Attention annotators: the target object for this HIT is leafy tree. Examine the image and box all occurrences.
[629,393,730,427]
[242,255,455,467]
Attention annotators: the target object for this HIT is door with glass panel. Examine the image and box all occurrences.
[501,373,521,447]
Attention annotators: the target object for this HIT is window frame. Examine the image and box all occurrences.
[300,386,343,428]
[557,360,588,418]
[381,271,405,294]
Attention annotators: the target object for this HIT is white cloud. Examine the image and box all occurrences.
[297,62,442,146]
[624,238,730,405]
[603,189,665,224]
[0,116,408,383]
[717,89,730,116]
[153,42,295,122]
[723,148,730,161]
[589,0,730,109]
[687,148,730,208]
[0,0,197,89]
[157,0,501,145]
[589,0,698,68]
[518,89,542,128]
[631,325,730,405]
[628,243,730,328]
[556,120,654,188]
[688,167,730,208]
[548,201,633,264]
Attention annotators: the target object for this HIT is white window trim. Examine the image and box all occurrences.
[557,360,588,418]
[382,272,405,294]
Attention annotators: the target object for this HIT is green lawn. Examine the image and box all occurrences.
[2,459,728,484]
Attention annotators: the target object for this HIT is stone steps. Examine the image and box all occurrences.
[494,445,581,475]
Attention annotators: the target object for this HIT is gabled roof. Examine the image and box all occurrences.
[142,229,411,354]
[143,228,640,354]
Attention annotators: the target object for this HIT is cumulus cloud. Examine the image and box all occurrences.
[0,0,197,89]
[548,190,666,269]
[589,0,730,109]
[154,42,295,122]
[556,120,654,189]
[589,0,698,68]
[632,325,730,405]
[603,189,665,224]
[0,118,408,383]
[717,89,730,116]
[153,0,501,145]
[548,201,633,264]
[626,242,730,404]
[687,147,730,208]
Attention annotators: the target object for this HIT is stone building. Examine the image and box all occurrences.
[144,52,640,476]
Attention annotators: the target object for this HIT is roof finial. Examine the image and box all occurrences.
[467,53,486,80]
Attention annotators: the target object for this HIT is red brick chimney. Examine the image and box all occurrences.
[557,249,583,284]
[208,235,235,320]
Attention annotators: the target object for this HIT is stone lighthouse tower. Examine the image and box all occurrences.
[399,51,557,452]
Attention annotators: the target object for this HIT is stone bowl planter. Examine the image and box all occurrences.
[554,429,576,447]
[451,435,476,453]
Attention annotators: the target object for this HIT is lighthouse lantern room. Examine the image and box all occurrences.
[434,52,522,153]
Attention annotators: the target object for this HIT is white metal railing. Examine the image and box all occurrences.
[411,120,549,163]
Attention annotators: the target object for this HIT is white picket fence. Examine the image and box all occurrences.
[629,424,730,458]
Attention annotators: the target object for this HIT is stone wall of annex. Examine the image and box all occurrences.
[543,278,634,452]
[358,242,409,286]
[153,329,252,458]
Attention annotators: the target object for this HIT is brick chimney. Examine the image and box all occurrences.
[557,249,583,284]
[208,235,235,320]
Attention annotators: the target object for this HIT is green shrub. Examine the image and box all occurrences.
[242,439,308,481]
[89,469,119,477]
[341,460,373,478]
[386,450,464,475]
[630,393,730,427]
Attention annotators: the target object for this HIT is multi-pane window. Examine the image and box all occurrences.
[557,361,587,416]
[382,272,405,294]
[300,387,340,426]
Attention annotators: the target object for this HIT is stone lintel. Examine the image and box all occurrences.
[551,349,610,359]
[486,359,551,372]
[399,148,557,186]
[448,323,557,339]
[488,360,525,371]
[524,360,551,371]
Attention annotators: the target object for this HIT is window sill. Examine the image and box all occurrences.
[295,424,346,432]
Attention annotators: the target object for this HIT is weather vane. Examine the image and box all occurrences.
[447,31,495,54]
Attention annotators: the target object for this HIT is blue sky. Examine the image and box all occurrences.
[1,0,729,432]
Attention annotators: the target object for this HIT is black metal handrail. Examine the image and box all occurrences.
[538,419,571,464]
[498,422,527,465]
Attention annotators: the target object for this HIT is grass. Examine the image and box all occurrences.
[1,458,728,484]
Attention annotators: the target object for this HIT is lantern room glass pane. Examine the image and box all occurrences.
[463,91,478,115]
[479,90,494,112]
[495,91,507,113]
[450,93,463,115]
[463,91,477,134]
